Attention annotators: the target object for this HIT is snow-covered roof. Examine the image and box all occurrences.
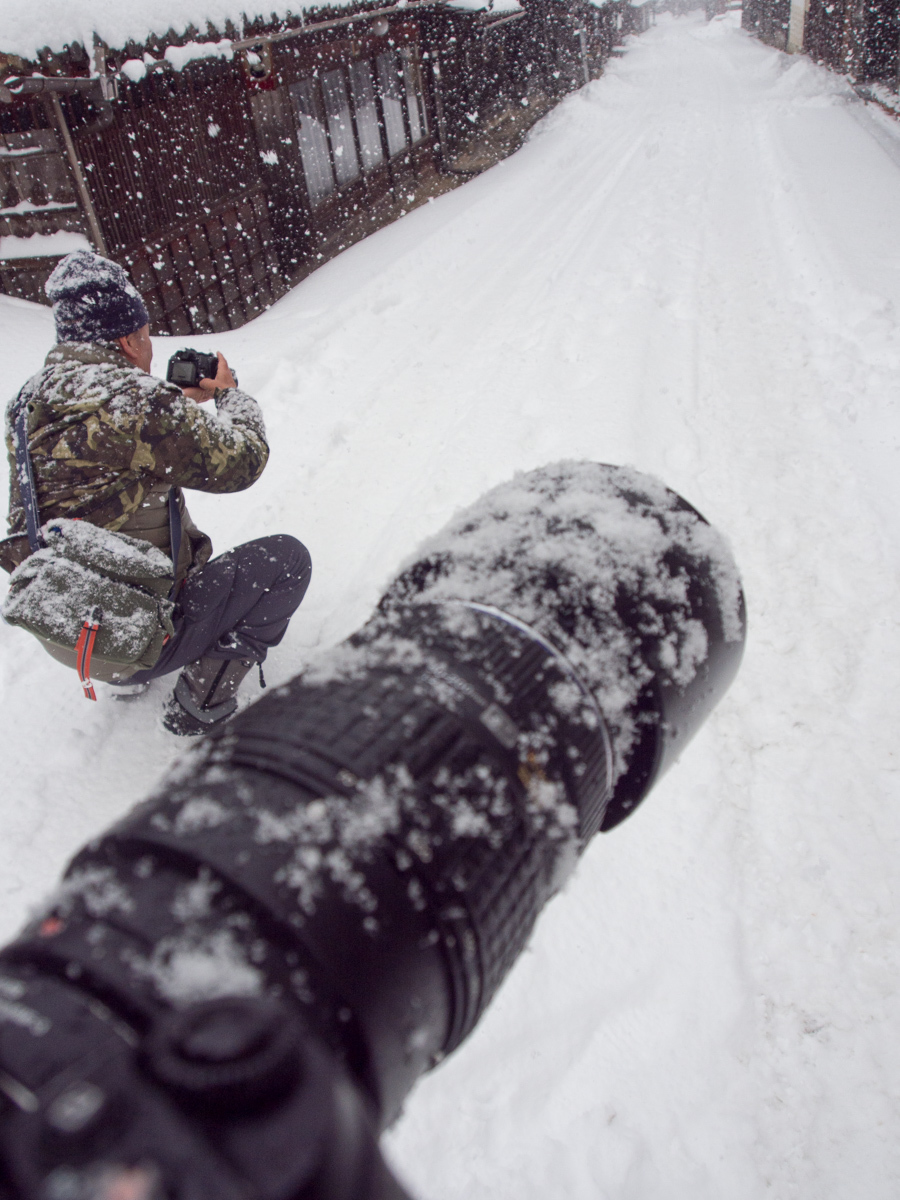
[0,1,347,60]
[0,0,555,60]
[444,0,523,13]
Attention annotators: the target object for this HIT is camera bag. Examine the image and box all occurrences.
[1,389,179,699]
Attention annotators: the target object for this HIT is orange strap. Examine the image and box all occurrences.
[74,607,102,701]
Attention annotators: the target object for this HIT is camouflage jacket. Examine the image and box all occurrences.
[2,341,269,575]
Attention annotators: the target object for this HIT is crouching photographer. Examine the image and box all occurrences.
[0,250,311,735]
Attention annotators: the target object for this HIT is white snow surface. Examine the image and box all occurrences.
[0,232,91,260]
[120,40,236,80]
[2,10,900,1197]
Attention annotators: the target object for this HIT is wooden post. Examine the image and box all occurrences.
[578,27,590,84]
[48,93,107,255]
[839,0,865,76]
[787,0,809,52]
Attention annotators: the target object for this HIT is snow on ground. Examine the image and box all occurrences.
[2,9,900,1198]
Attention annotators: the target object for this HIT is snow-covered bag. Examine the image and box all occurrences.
[2,518,176,667]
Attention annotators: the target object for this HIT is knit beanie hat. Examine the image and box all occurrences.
[46,250,149,343]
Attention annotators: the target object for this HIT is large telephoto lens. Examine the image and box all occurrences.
[0,462,745,1200]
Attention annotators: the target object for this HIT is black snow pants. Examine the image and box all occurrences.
[130,534,311,683]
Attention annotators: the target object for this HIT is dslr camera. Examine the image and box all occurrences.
[166,348,226,389]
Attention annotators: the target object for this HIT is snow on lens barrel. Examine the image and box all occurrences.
[375,460,746,827]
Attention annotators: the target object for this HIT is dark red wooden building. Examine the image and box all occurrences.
[1,0,649,333]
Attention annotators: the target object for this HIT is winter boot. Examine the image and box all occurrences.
[162,655,256,736]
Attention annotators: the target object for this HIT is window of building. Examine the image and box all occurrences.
[375,50,408,158]
[400,47,429,145]
[348,59,385,173]
[289,45,430,209]
[289,78,335,208]
[321,68,361,188]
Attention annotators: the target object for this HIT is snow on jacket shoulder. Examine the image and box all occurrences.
[2,342,269,573]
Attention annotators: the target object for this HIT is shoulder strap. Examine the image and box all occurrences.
[11,388,45,553]
[167,486,183,600]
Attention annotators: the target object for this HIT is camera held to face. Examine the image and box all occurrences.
[166,349,221,389]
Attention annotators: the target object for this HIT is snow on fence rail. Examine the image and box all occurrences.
[0,0,650,334]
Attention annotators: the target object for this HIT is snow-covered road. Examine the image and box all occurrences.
[2,10,900,1197]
